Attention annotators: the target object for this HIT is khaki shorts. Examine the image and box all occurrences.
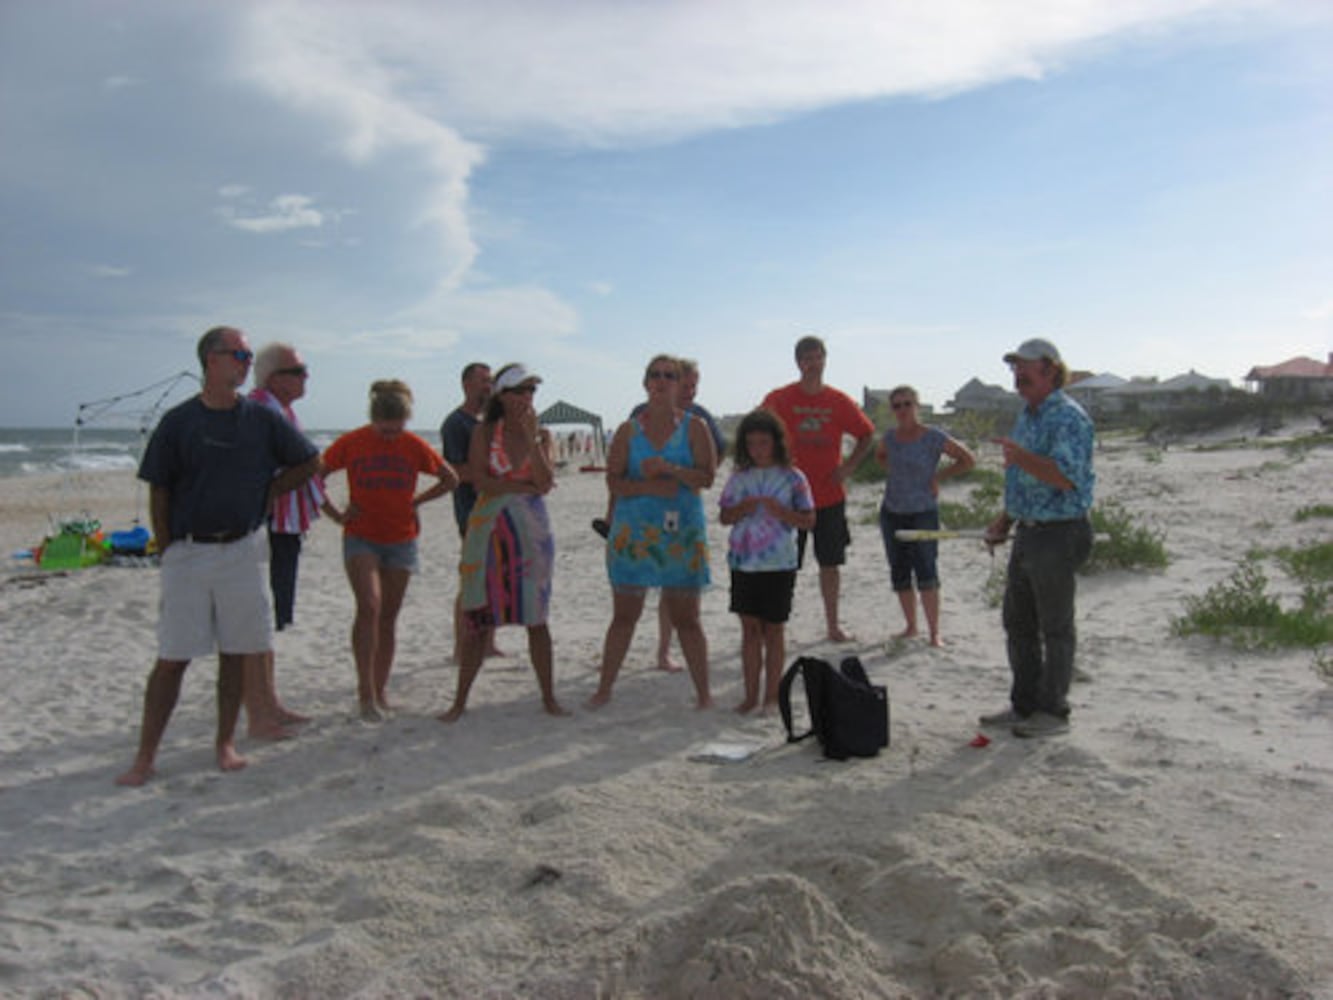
[156,531,273,660]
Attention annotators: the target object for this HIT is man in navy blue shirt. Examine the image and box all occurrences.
[117,326,319,786]
[982,338,1095,739]
[440,361,504,662]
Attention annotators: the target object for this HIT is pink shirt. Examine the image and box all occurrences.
[248,387,326,534]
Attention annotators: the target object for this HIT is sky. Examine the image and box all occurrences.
[2,0,1330,431]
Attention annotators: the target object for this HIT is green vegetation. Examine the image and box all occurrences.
[1085,500,1169,572]
[1276,540,1333,589]
[1190,429,1333,455]
[959,465,1005,493]
[1294,504,1333,523]
[850,454,885,486]
[1173,547,1333,651]
[938,477,1003,530]
[1282,433,1333,460]
[940,410,1005,449]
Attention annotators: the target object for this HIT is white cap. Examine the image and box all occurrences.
[494,364,541,391]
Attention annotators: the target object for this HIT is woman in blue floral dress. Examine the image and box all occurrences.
[589,355,716,708]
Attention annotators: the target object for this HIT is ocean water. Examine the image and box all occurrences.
[0,427,146,478]
[0,427,342,479]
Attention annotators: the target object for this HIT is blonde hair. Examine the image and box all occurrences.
[369,379,413,421]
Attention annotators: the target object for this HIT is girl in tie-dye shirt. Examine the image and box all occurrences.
[718,409,815,714]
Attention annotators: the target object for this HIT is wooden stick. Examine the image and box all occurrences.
[895,528,1112,542]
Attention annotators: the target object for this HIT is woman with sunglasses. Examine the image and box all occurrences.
[441,364,565,721]
[876,385,975,646]
[322,380,458,721]
[590,354,716,709]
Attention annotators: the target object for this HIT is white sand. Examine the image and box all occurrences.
[1,435,1330,998]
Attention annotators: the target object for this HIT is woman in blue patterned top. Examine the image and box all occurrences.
[589,355,717,709]
[876,385,975,646]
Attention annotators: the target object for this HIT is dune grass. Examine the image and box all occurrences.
[1294,504,1333,523]
[1172,546,1333,651]
[1085,500,1169,572]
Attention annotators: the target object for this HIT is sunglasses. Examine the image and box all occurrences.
[275,365,309,378]
[891,400,914,410]
[213,348,255,363]
[647,369,678,381]
[504,384,538,396]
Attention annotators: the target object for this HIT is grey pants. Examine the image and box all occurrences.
[1003,519,1094,718]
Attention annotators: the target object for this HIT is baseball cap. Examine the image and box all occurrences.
[1003,338,1062,364]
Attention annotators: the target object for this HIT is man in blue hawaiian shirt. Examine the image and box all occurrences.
[981,338,1095,739]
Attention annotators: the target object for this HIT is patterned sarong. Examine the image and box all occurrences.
[459,491,553,627]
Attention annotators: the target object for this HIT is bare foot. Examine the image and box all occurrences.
[586,690,611,709]
[360,701,386,723]
[217,743,248,772]
[275,707,311,725]
[827,626,854,642]
[437,704,465,723]
[893,627,918,640]
[115,761,155,787]
[484,643,506,659]
[247,720,295,742]
[543,698,571,717]
[656,658,684,673]
[759,700,779,716]
[734,699,758,715]
[929,634,945,648]
[694,696,715,710]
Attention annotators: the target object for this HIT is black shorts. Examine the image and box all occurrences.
[729,569,797,624]
[797,502,851,569]
[268,531,303,631]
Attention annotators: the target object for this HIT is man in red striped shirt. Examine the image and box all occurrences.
[246,341,328,738]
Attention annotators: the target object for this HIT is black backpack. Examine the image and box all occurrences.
[778,655,889,760]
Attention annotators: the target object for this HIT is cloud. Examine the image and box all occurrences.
[322,283,579,361]
[236,0,1247,146]
[219,0,1252,311]
[90,265,132,279]
[220,193,326,233]
[233,5,487,287]
[218,184,250,199]
[1301,299,1333,322]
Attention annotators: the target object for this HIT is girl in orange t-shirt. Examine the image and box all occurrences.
[323,380,458,721]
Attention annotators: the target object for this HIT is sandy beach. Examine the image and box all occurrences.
[1,432,1330,998]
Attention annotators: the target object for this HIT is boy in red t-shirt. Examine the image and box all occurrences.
[762,336,875,642]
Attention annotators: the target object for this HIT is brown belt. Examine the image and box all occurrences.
[183,530,251,544]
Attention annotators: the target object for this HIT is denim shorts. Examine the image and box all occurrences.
[879,507,940,591]
[342,534,419,573]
